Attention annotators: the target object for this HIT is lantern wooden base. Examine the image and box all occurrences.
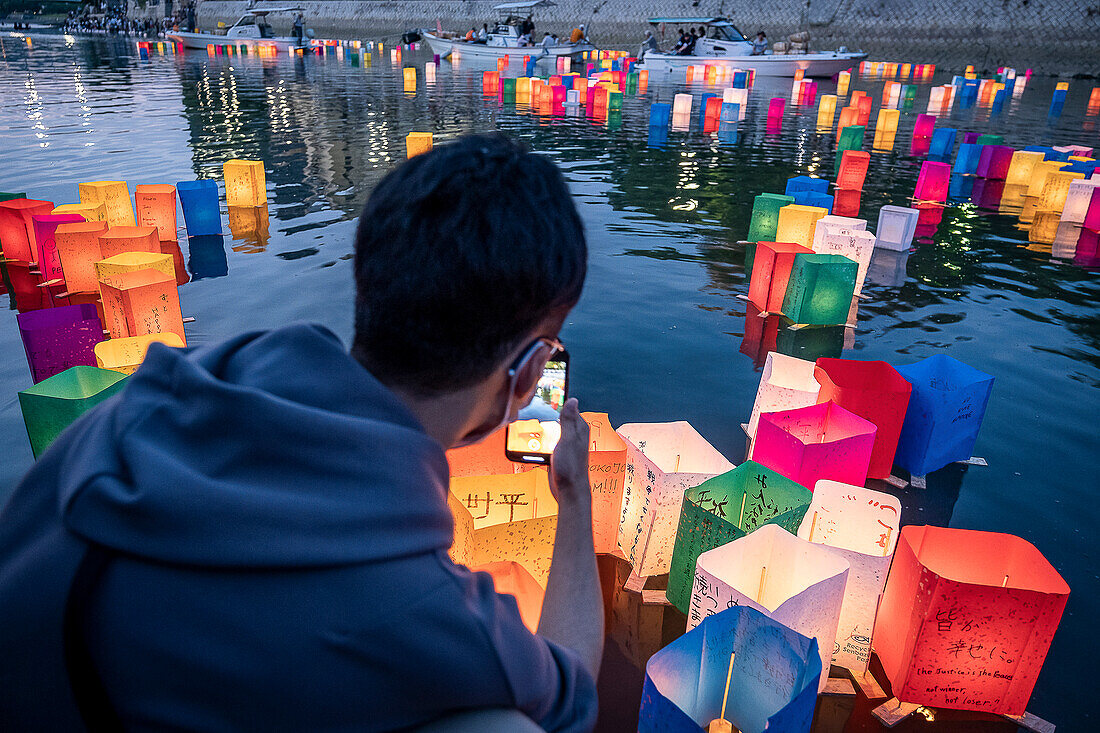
[871,698,921,727]
[1005,711,1056,733]
[641,590,671,606]
[822,677,856,696]
[850,669,887,700]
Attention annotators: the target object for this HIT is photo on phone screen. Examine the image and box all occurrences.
[505,353,568,464]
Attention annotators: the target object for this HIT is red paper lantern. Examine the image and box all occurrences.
[748,241,813,313]
[0,198,54,263]
[913,161,952,203]
[874,525,1069,715]
[814,358,912,480]
[836,150,871,191]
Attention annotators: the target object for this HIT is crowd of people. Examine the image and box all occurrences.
[638,26,770,57]
[462,16,587,49]
[59,4,196,37]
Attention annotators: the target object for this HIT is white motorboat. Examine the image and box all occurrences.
[422,0,594,61]
[168,7,309,51]
[637,17,866,78]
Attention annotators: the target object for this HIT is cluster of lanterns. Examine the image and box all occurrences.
[0,161,270,457]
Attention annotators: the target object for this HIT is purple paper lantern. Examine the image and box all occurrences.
[17,303,105,383]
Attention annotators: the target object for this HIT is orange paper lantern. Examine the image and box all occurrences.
[98,268,186,343]
[748,241,814,312]
[134,184,178,242]
[79,181,135,227]
[0,198,54,262]
[98,226,161,259]
[55,221,109,294]
[470,560,544,632]
[585,412,628,555]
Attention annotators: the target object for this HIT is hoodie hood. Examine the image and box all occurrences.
[56,324,453,569]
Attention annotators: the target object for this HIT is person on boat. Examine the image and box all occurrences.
[673,28,688,55]
[569,24,586,44]
[521,15,534,36]
[476,23,488,43]
[751,30,768,55]
[0,133,601,733]
[639,30,658,58]
[518,32,531,47]
[538,31,555,55]
[292,12,304,46]
[684,28,699,55]
[465,27,475,42]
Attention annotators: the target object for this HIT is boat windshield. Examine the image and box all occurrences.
[707,23,746,42]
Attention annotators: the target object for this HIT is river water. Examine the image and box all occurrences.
[1,32,1097,731]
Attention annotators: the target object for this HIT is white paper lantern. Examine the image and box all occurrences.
[874,205,920,251]
[796,481,901,675]
[1060,178,1100,223]
[617,421,734,577]
[673,93,693,116]
[688,524,850,693]
[746,352,820,439]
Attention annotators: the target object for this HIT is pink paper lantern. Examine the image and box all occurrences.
[814,358,913,480]
[750,401,877,490]
[32,213,86,280]
[767,97,785,131]
[910,114,935,156]
[913,161,952,203]
[1083,187,1100,232]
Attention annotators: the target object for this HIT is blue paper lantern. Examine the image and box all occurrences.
[894,354,994,476]
[639,606,820,733]
[732,70,747,88]
[698,93,717,129]
[928,127,957,159]
[791,190,833,213]
[948,173,975,201]
[649,102,671,128]
[1048,88,1067,118]
[952,143,983,175]
[176,180,221,237]
[784,176,829,197]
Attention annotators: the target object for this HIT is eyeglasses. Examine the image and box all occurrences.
[506,336,565,400]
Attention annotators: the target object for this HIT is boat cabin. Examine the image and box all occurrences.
[226,7,303,40]
[647,17,754,57]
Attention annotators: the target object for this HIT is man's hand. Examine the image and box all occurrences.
[548,398,590,507]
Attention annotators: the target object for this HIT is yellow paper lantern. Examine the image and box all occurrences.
[837,70,851,96]
[1004,151,1045,187]
[94,332,185,375]
[872,108,899,150]
[79,181,135,227]
[816,94,837,130]
[95,251,176,288]
[403,66,416,91]
[1037,170,1086,213]
[223,160,267,207]
[406,132,433,158]
[1025,160,1069,198]
[776,204,829,248]
[52,202,106,222]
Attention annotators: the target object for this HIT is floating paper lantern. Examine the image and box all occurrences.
[98,225,160,259]
[776,204,827,249]
[835,105,859,135]
[874,205,919,251]
[812,219,874,295]
[831,187,863,219]
[854,95,872,126]
[79,181,134,227]
[671,93,693,118]
[95,251,175,288]
[1038,170,1085,212]
[780,253,857,326]
[53,202,106,222]
[913,161,952,203]
[975,145,1014,180]
[874,525,1069,715]
[402,66,416,91]
[747,352,820,439]
[94,332,185,375]
[638,605,820,733]
[872,108,899,150]
[690,524,850,694]
[1006,153,1045,188]
[665,461,811,612]
[746,193,795,246]
[405,132,433,158]
[17,303,103,383]
[18,366,128,458]
[836,150,870,192]
[1061,179,1100,223]
[837,70,851,96]
[448,469,557,586]
[134,184,178,242]
[32,213,85,278]
[223,160,267,208]
[176,180,221,237]
[748,241,813,312]
[766,97,785,131]
[0,198,54,262]
[784,176,829,197]
[751,401,876,489]
[98,268,186,343]
[816,94,837,129]
[425,62,436,83]
[835,125,865,174]
[470,561,544,633]
[586,412,629,555]
[894,354,994,476]
[814,358,912,479]
[617,421,735,577]
[797,482,901,674]
[54,221,108,294]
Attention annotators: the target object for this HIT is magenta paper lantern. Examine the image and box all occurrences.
[32,213,86,280]
[750,401,877,490]
[767,97,785,131]
[913,161,951,203]
[17,303,105,383]
[975,145,1014,180]
[910,114,935,156]
[1083,187,1100,232]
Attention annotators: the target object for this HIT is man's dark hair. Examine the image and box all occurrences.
[352,134,586,396]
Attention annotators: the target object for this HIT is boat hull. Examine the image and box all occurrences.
[639,51,866,78]
[423,33,592,61]
[167,31,304,51]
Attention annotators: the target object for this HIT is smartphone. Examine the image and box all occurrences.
[505,349,569,464]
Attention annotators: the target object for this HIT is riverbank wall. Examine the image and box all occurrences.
[187,0,1100,76]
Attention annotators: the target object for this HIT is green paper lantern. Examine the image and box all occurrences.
[625,72,638,94]
[975,134,1004,145]
[18,366,128,458]
[0,192,27,202]
[746,193,796,277]
[781,253,857,325]
[608,91,623,111]
[835,125,865,174]
[665,460,811,612]
[501,77,516,97]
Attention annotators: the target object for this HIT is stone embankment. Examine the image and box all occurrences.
[186,0,1099,75]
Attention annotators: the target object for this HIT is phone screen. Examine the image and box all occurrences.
[505,354,568,463]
